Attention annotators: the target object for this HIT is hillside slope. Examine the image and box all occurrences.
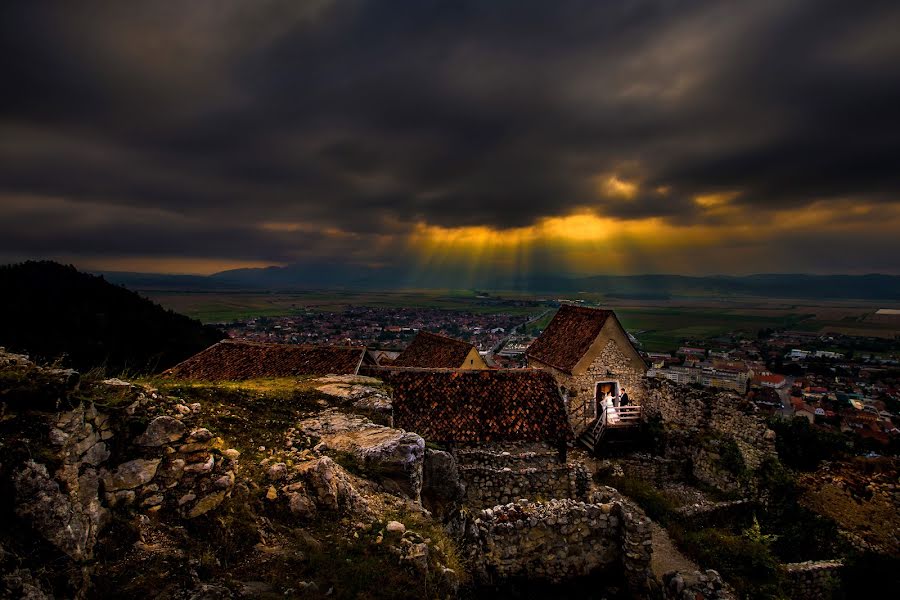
[0,261,224,373]
[0,351,461,599]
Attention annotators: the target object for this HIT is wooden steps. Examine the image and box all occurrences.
[578,405,642,453]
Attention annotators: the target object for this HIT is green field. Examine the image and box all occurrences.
[145,289,545,323]
[142,288,900,353]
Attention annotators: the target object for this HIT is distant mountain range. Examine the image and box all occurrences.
[97,264,900,301]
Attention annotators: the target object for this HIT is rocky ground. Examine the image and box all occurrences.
[0,349,461,599]
[797,457,900,556]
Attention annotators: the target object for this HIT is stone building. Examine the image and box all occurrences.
[526,305,647,435]
[391,330,487,369]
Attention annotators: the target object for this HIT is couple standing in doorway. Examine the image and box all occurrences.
[602,387,629,408]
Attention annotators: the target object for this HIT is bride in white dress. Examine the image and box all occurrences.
[603,392,619,424]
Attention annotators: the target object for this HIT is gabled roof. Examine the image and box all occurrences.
[526,304,614,373]
[163,339,364,380]
[392,331,477,368]
[383,369,573,444]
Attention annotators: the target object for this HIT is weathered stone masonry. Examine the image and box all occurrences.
[459,463,591,508]
[781,560,843,600]
[452,444,590,508]
[641,379,777,494]
[464,493,652,591]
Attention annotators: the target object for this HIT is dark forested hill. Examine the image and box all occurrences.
[0,261,224,373]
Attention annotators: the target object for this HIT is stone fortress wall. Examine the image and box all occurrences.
[641,378,777,494]
[452,443,653,593]
[463,489,653,592]
[781,560,844,600]
[453,444,591,508]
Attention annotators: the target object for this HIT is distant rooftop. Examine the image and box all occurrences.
[163,339,365,380]
[392,330,478,368]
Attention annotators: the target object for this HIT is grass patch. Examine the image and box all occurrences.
[598,476,677,524]
[668,525,784,599]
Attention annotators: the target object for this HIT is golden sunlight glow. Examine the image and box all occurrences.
[71,256,284,275]
[598,175,639,199]
[694,191,739,208]
[406,200,900,278]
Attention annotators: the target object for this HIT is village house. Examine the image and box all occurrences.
[163,339,366,380]
[525,304,647,437]
[391,330,488,369]
[753,373,787,389]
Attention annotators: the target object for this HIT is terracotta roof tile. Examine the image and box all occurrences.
[392,331,477,368]
[163,340,364,380]
[526,305,612,373]
[382,368,573,444]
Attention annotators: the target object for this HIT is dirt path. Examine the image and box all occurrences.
[650,521,700,578]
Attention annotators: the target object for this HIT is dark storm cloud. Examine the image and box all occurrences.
[1,0,899,272]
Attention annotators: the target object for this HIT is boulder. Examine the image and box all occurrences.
[81,441,111,466]
[316,382,383,401]
[296,409,424,501]
[422,448,465,519]
[187,491,227,518]
[281,456,368,518]
[13,461,108,561]
[102,458,161,491]
[135,416,186,447]
[386,520,406,535]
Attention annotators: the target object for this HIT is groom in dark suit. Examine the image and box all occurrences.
[619,388,630,406]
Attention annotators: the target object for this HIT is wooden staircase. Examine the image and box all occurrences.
[579,405,642,453]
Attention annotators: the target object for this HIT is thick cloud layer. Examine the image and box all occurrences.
[1,0,899,275]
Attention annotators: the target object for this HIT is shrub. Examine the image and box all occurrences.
[718,437,747,476]
[672,527,783,599]
[768,416,849,471]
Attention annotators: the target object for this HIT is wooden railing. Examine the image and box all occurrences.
[584,404,643,450]
[569,395,595,436]
[606,405,642,428]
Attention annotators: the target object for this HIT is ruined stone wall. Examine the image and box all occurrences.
[453,444,559,469]
[610,453,692,486]
[642,378,709,429]
[7,377,240,566]
[453,443,591,508]
[641,379,776,495]
[781,560,843,600]
[464,493,652,593]
[459,462,591,508]
[690,447,746,495]
[708,402,776,472]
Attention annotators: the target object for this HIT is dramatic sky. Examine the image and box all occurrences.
[2,0,900,279]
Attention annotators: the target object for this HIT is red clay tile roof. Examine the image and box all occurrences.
[526,305,613,373]
[392,331,477,368]
[163,340,364,380]
[382,368,573,444]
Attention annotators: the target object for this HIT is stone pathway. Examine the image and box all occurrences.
[649,521,700,579]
